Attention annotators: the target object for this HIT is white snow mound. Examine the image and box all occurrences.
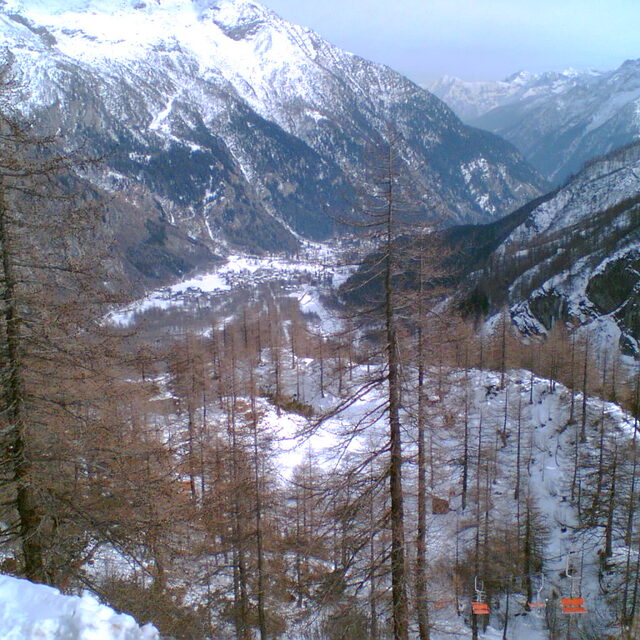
[0,574,158,640]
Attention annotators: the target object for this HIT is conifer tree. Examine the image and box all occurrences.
[0,76,102,582]
[0,61,136,587]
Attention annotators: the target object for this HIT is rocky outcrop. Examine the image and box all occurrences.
[450,142,640,353]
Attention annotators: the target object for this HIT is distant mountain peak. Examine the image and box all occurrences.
[5,0,200,14]
[2,0,278,27]
[503,69,531,84]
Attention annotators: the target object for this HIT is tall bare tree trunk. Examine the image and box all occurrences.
[383,145,409,640]
[250,372,268,640]
[414,247,431,640]
[0,189,48,583]
[623,382,639,626]
[415,325,430,640]
[580,336,590,443]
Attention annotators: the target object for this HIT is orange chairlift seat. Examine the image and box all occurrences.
[472,577,490,615]
[561,553,587,614]
[472,601,490,615]
[561,597,587,614]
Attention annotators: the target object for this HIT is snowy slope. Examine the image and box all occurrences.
[413,367,634,640]
[105,341,635,639]
[457,141,640,354]
[502,144,640,241]
[0,0,546,286]
[0,574,158,640]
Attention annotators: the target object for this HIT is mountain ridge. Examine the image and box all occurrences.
[430,60,640,183]
[0,0,546,286]
[428,68,603,122]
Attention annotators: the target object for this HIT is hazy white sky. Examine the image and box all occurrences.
[264,0,640,83]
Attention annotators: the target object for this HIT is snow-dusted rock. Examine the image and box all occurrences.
[458,141,640,354]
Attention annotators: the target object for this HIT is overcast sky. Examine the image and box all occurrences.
[264,0,640,83]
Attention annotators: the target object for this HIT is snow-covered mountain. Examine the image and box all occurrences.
[431,60,640,184]
[0,0,546,284]
[456,141,640,354]
[428,68,602,122]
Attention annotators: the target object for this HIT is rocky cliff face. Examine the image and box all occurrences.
[0,0,546,286]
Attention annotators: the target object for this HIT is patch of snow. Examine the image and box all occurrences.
[304,109,327,123]
[460,158,496,214]
[0,574,158,640]
[149,91,177,132]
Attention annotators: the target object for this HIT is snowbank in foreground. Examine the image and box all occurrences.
[0,574,158,640]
